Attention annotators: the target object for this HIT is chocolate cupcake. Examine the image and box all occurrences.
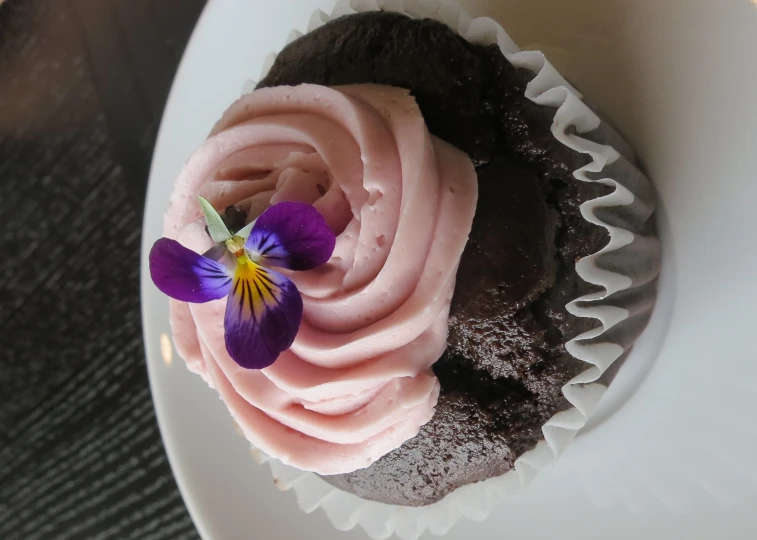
[149,1,659,537]
[256,10,613,506]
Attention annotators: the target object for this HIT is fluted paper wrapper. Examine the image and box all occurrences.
[239,0,660,538]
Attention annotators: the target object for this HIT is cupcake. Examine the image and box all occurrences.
[149,0,658,536]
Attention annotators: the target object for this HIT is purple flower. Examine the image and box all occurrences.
[149,199,335,369]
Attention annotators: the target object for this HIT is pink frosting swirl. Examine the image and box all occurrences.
[165,84,477,474]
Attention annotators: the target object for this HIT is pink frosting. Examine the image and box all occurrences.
[164,84,477,474]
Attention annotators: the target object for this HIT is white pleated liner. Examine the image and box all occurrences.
[242,0,660,538]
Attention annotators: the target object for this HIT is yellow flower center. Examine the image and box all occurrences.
[225,236,246,258]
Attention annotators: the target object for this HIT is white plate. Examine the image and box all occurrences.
[140,0,757,538]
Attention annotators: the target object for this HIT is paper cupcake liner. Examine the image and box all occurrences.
[238,0,661,538]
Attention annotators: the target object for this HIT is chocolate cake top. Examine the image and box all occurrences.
[259,11,609,506]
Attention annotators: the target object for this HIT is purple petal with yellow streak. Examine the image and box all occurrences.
[246,202,335,271]
[149,238,232,302]
[224,258,303,369]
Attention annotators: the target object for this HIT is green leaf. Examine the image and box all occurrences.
[234,219,256,240]
[198,196,232,243]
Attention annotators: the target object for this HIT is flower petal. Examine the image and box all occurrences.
[224,260,303,369]
[202,243,228,262]
[246,202,335,271]
[149,238,232,302]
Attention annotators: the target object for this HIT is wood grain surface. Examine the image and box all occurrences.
[0,1,206,538]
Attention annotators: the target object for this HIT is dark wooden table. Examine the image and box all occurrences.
[0,1,206,538]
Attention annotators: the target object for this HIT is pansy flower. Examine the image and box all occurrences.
[149,198,335,369]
